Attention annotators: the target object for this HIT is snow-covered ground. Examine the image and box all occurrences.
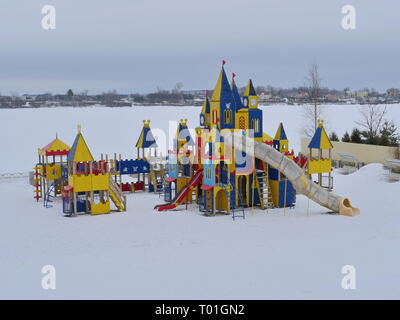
[1,104,399,174]
[0,105,399,299]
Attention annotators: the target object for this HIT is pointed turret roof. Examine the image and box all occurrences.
[67,126,94,162]
[243,79,257,97]
[308,120,333,149]
[200,95,210,116]
[274,123,288,141]
[135,120,158,148]
[210,66,234,103]
[175,119,194,146]
[231,75,244,110]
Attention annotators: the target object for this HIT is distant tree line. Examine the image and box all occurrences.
[329,105,399,147]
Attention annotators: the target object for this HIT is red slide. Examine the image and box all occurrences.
[155,170,203,212]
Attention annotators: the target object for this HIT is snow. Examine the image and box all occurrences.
[1,104,399,174]
[0,105,399,299]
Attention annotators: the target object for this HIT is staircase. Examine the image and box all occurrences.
[109,177,127,212]
[255,165,273,210]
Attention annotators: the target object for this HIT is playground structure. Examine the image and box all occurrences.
[32,134,71,208]
[33,121,166,216]
[155,65,299,214]
[155,62,359,216]
[32,62,360,217]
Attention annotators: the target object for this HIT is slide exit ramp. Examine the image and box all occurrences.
[222,131,360,216]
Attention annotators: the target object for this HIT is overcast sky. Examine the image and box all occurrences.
[0,0,399,94]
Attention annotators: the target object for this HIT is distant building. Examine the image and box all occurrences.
[181,90,207,96]
[356,90,369,98]
[386,88,400,97]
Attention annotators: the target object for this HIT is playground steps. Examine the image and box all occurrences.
[109,177,127,212]
[255,166,273,210]
[232,185,245,220]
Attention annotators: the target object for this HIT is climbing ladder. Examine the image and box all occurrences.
[43,182,56,208]
[232,185,245,220]
[255,164,273,210]
[109,177,127,211]
[33,165,42,201]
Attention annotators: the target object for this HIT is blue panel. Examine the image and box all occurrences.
[62,166,69,182]
[273,140,280,151]
[248,108,263,138]
[308,127,322,149]
[278,180,296,207]
[204,163,215,186]
[168,154,178,178]
[183,164,191,177]
[220,163,228,185]
[119,159,150,175]
[268,167,279,181]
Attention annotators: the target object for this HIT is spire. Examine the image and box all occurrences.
[308,120,333,149]
[243,79,258,108]
[274,122,288,141]
[230,74,244,110]
[136,120,157,148]
[67,126,94,162]
[210,66,233,103]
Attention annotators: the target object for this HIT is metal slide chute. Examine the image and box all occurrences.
[222,131,360,216]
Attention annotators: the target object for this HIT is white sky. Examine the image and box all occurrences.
[0,0,399,94]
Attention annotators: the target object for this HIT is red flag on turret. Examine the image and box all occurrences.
[222,60,226,67]
[205,89,208,97]
[232,72,236,79]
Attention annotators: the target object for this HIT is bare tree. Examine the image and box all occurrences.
[302,62,323,137]
[355,105,387,144]
[172,82,184,94]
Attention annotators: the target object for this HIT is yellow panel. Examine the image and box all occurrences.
[46,164,62,180]
[70,174,92,192]
[270,180,279,207]
[248,96,259,108]
[92,173,110,191]
[71,134,94,162]
[320,127,333,149]
[235,112,248,130]
[307,159,332,174]
[91,201,110,215]
[215,189,229,212]
[211,71,223,101]
[279,140,289,153]
[262,132,273,142]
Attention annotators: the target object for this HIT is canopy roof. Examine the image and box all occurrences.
[39,135,70,156]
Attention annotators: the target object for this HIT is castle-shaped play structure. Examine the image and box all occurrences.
[154,62,359,217]
[32,62,360,217]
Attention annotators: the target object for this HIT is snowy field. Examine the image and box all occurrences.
[0,104,399,299]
